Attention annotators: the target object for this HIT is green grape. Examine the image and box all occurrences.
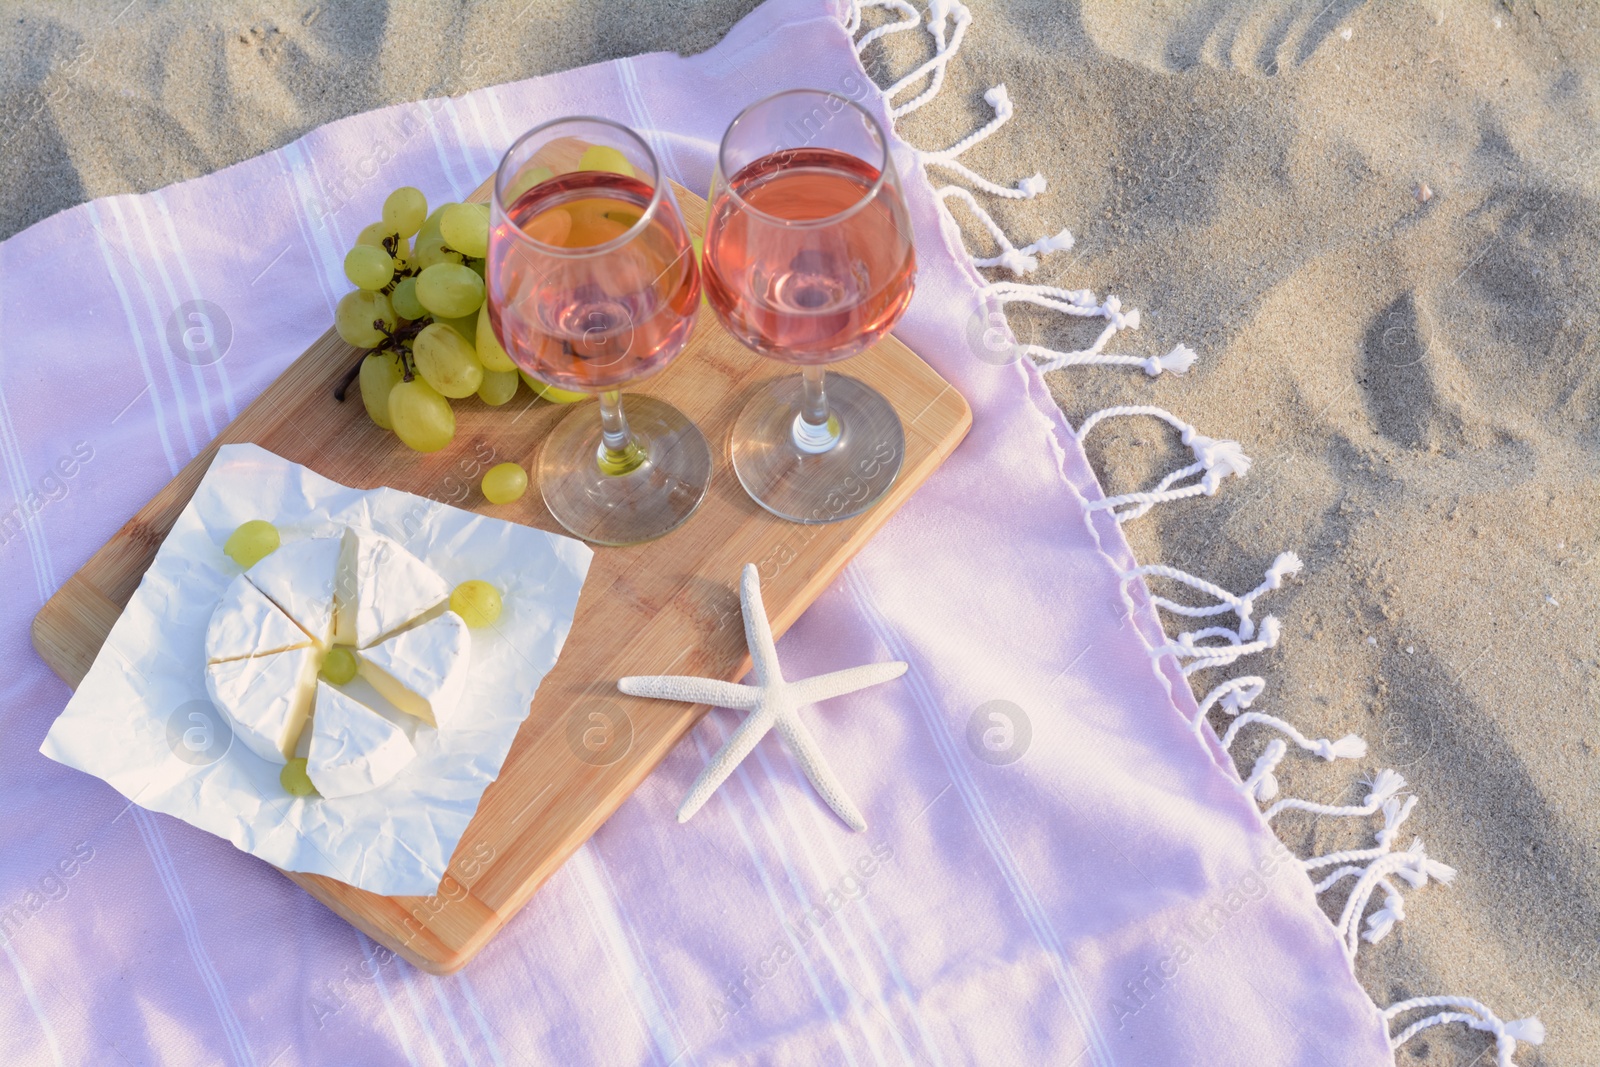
[544,384,588,403]
[390,276,425,321]
[450,580,502,627]
[474,308,516,372]
[416,263,484,319]
[359,353,403,430]
[519,370,587,404]
[388,378,456,452]
[224,520,280,568]
[382,186,428,238]
[356,221,396,247]
[334,290,396,348]
[477,368,519,406]
[440,203,490,259]
[280,758,318,797]
[412,323,484,398]
[438,311,477,343]
[578,145,634,176]
[481,461,528,504]
[391,236,413,271]
[505,165,554,205]
[412,234,464,270]
[321,647,358,684]
[344,245,395,291]
[418,203,451,244]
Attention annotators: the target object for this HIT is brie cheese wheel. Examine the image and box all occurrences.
[246,536,342,647]
[205,574,312,663]
[333,528,452,648]
[306,681,416,798]
[358,611,471,728]
[205,646,320,764]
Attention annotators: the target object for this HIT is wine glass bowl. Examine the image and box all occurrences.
[704,90,915,523]
[488,119,711,545]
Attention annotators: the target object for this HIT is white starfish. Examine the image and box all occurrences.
[619,564,907,831]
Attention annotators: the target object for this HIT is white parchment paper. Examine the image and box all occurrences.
[41,443,593,895]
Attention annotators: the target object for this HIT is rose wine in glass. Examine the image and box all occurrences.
[704,90,915,523]
[488,118,710,545]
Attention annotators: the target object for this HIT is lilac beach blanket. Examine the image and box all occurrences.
[0,0,1538,1064]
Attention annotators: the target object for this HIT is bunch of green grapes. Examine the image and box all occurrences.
[332,186,585,453]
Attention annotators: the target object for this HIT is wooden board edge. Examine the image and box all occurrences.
[285,870,497,975]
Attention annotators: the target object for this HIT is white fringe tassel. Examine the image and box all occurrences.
[985,283,1197,377]
[850,0,921,47]
[1221,712,1367,763]
[860,0,973,119]
[1386,997,1545,1067]
[1264,768,1407,823]
[1263,772,1457,961]
[936,185,1073,275]
[867,0,1198,376]
[1077,406,1252,521]
[846,1,1543,1059]
[921,85,1047,198]
[1122,549,1300,677]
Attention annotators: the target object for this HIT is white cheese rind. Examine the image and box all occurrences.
[205,573,312,663]
[205,646,319,763]
[335,528,452,648]
[246,536,342,647]
[357,611,471,729]
[306,681,416,799]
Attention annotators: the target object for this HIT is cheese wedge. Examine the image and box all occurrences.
[306,682,416,798]
[205,646,320,764]
[246,536,342,647]
[205,573,313,663]
[357,611,470,728]
[333,528,452,648]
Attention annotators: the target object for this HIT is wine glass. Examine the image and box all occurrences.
[703,89,915,524]
[487,117,711,545]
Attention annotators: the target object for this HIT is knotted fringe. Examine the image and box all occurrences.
[1386,998,1545,1067]
[936,185,1073,274]
[987,283,1198,376]
[1221,711,1367,763]
[849,0,919,48]
[853,0,973,118]
[922,85,1047,198]
[1076,406,1251,521]
[1124,550,1301,662]
[853,0,1197,376]
[842,1,1543,1060]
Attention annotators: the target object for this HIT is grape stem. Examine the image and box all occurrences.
[332,353,365,402]
[334,320,424,401]
[379,234,420,295]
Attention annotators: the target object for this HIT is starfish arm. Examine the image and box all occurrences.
[789,661,909,707]
[775,715,868,832]
[676,703,778,823]
[739,564,784,688]
[619,675,763,710]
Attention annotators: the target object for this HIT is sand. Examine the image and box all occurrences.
[3,1,1595,1063]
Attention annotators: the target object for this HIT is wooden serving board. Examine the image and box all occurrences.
[31,178,970,974]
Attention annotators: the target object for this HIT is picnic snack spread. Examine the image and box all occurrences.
[203,520,487,797]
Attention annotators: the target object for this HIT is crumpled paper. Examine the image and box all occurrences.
[41,443,593,895]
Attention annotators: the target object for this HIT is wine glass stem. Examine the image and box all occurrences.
[597,389,647,476]
[793,366,842,454]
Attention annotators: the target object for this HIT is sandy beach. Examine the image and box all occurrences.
[3,1,1595,1063]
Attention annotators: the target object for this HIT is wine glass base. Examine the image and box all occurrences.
[730,373,904,524]
[538,394,712,546]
